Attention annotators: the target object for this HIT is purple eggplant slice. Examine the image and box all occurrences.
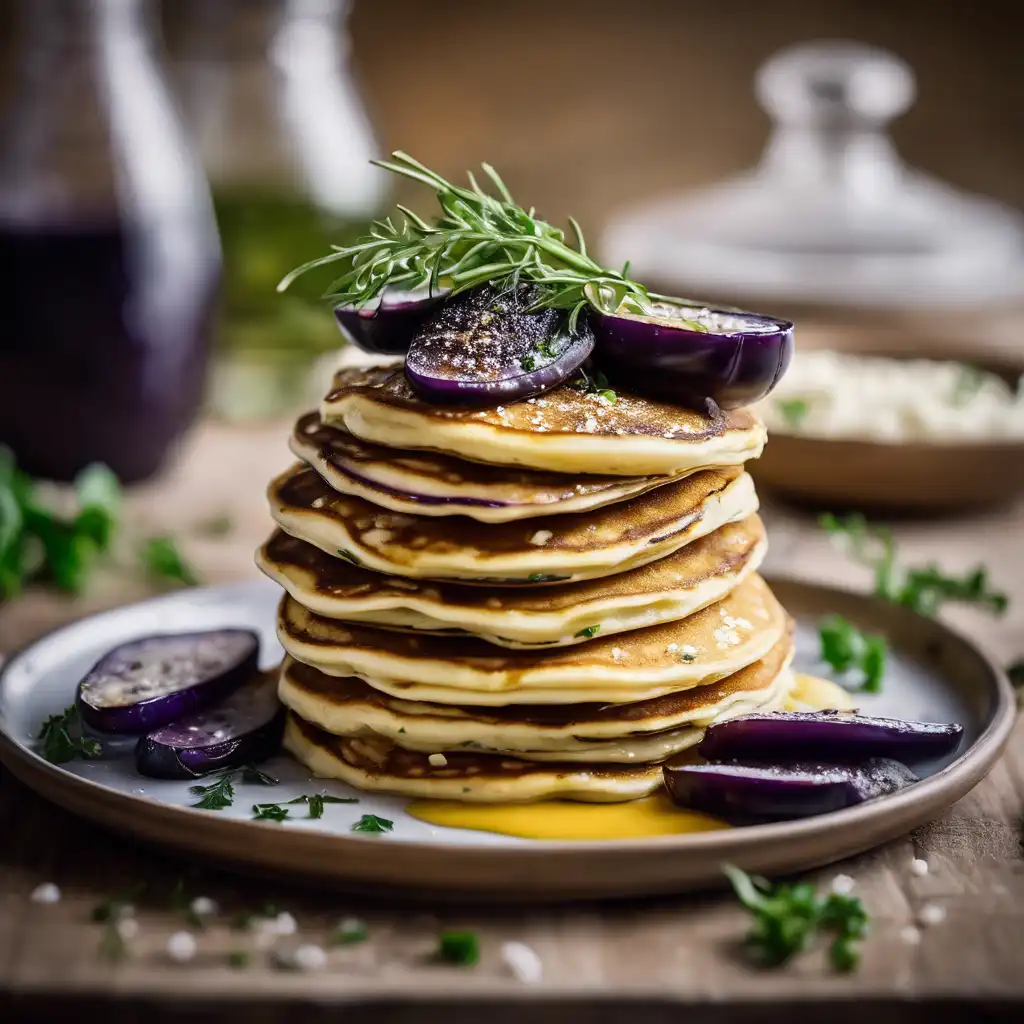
[77,629,260,734]
[664,758,918,823]
[698,710,963,764]
[586,285,793,411]
[334,288,449,355]
[135,670,284,779]
[405,285,594,406]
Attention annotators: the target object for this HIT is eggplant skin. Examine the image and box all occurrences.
[134,708,285,780]
[334,291,448,355]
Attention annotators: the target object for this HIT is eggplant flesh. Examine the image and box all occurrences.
[77,629,260,734]
[664,758,919,824]
[135,671,284,780]
[405,285,594,406]
[698,710,963,764]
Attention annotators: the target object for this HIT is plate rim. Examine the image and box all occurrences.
[0,576,1015,886]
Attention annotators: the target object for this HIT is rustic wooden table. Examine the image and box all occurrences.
[2,420,1022,1023]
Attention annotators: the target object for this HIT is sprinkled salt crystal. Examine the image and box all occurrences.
[910,858,929,877]
[900,925,922,945]
[918,903,946,927]
[830,874,855,895]
[666,643,679,653]
[529,530,553,546]
[501,941,543,983]
[30,883,60,904]
[496,406,505,414]
[584,417,598,432]
[167,931,197,963]
[663,431,674,438]
[190,896,218,917]
[428,754,448,767]
[292,944,327,971]
[117,918,140,940]
[611,647,627,662]
[681,644,698,657]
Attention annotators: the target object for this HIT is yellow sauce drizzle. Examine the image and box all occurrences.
[407,790,727,840]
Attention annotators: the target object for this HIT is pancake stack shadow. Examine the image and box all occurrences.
[256,362,806,803]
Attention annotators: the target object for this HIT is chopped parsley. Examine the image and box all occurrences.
[252,803,290,822]
[568,369,617,404]
[351,814,394,834]
[437,929,480,966]
[520,353,536,371]
[725,865,868,972]
[38,705,102,764]
[284,793,359,819]
[190,773,236,810]
[141,535,198,587]
[574,624,601,639]
[818,614,886,692]
[241,765,280,786]
[228,950,251,969]
[775,397,809,429]
[330,919,368,945]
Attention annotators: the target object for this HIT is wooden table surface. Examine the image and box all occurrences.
[2,419,1022,1022]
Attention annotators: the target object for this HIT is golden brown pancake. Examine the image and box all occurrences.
[284,713,664,802]
[290,412,677,522]
[275,574,787,704]
[321,365,766,476]
[257,516,767,648]
[276,628,794,760]
[268,462,758,584]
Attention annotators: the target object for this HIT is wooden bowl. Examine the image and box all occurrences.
[750,331,1024,513]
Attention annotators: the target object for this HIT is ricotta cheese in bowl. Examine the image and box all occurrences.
[758,350,1024,445]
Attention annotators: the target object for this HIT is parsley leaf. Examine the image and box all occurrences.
[190,773,235,810]
[437,929,480,966]
[775,397,809,429]
[252,803,289,822]
[38,705,101,763]
[336,548,362,566]
[725,865,868,972]
[351,814,394,834]
[141,535,198,587]
[819,614,887,692]
[241,765,280,786]
[574,624,601,639]
[74,463,121,552]
[330,919,368,945]
[520,353,536,371]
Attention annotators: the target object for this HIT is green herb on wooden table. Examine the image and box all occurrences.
[140,535,198,587]
[351,813,394,834]
[725,865,868,972]
[818,615,887,693]
[437,929,480,966]
[330,918,369,945]
[38,705,101,763]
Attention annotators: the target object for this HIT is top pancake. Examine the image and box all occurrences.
[321,365,766,476]
[290,412,676,523]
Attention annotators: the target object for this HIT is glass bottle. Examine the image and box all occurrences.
[170,0,387,421]
[0,0,222,483]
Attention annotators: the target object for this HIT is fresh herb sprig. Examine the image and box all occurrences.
[189,766,279,810]
[38,705,101,763]
[818,615,886,693]
[277,153,704,335]
[351,814,394,834]
[141,535,198,587]
[437,929,480,966]
[725,865,868,972]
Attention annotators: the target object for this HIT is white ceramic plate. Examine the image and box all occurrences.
[0,578,1013,899]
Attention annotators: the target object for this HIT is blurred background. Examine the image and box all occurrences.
[1,0,1022,491]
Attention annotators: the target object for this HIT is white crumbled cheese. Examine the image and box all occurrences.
[666,643,679,653]
[757,349,1024,444]
[336,916,364,936]
[611,647,627,662]
[501,941,543,983]
[918,903,947,927]
[190,896,218,917]
[428,753,448,767]
[30,883,61,904]
[292,944,327,971]
[272,911,298,936]
[910,858,929,877]
[584,416,598,432]
[680,644,698,657]
[167,931,197,963]
[900,925,922,945]
[529,530,553,546]
[830,874,855,896]
[117,918,140,940]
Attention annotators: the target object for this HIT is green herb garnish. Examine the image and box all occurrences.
[99,921,128,963]
[284,793,358,819]
[140,535,198,587]
[520,353,536,371]
[951,364,984,407]
[818,614,887,692]
[329,919,368,945]
[91,884,145,924]
[351,814,394,834]
[776,397,809,429]
[241,765,280,786]
[38,705,101,763]
[336,548,362,566]
[574,624,601,639]
[725,865,868,972]
[278,153,698,335]
[189,773,236,811]
[228,950,251,969]
[437,929,480,966]
[252,803,290,822]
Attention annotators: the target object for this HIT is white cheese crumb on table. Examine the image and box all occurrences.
[30,883,61,904]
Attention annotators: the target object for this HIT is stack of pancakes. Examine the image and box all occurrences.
[257,363,796,802]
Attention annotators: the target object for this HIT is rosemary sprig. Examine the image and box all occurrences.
[277,152,704,335]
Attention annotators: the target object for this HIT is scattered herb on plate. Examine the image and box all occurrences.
[351,814,394,834]
[190,772,236,810]
[140,535,198,587]
[818,614,887,693]
[252,803,290,822]
[330,918,369,945]
[38,705,101,764]
[228,950,251,969]
[438,929,480,966]
[725,864,868,972]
